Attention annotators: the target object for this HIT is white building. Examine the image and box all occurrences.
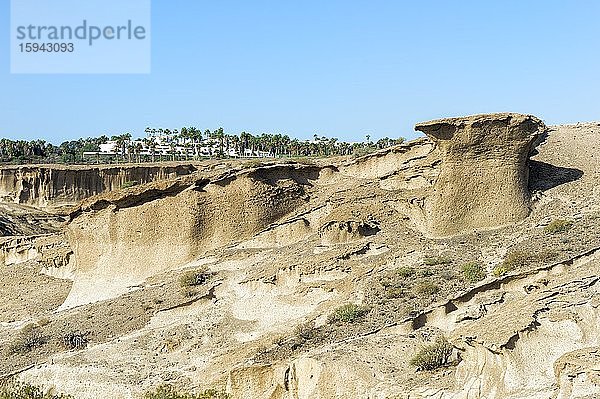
[84,135,272,159]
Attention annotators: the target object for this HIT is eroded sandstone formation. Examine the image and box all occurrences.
[0,164,197,209]
[415,113,546,236]
[62,165,317,308]
[447,250,600,399]
[0,234,74,277]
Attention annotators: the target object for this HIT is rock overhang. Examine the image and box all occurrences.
[414,112,547,237]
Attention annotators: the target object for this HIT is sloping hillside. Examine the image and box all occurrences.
[1,115,598,399]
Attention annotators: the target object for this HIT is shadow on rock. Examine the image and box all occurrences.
[529,160,583,191]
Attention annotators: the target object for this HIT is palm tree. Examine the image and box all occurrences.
[142,137,154,163]
[169,140,176,161]
[134,142,143,163]
[215,127,224,158]
[126,142,134,163]
[113,133,131,162]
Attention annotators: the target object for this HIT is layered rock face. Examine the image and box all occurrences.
[415,113,545,236]
[447,251,600,399]
[0,164,197,209]
[62,165,316,308]
[0,234,73,277]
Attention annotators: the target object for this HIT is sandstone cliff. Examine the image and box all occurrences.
[0,164,198,209]
[415,113,545,236]
[62,164,319,308]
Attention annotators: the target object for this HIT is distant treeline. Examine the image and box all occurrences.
[0,137,108,164]
[0,129,404,164]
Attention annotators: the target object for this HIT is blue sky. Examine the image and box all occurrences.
[1,1,599,143]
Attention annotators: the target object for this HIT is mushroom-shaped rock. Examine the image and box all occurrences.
[415,113,546,236]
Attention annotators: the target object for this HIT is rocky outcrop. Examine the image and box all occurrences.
[0,235,42,266]
[554,348,600,399]
[62,165,318,308]
[0,234,72,273]
[0,164,198,209]
[0,234,73,268]
[0,203,65,236]
[415,113,545,236]
[446,254,600,399]
[339,138,435,180]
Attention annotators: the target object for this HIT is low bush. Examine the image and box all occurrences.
[423,256,452,266]
[461,262,486,283]
[289,157,316,166]
[144,385,229,399]
[180,268,210,288]
[395,267,415,278]
[8,325,46,355]
[294,321,318,341]
[183,288,199,298]
[385,287,405,299]
[328,304,370,323]
[536,249,559,262]
[351,147,377,158]
[62,331,90,351]
[544,219,573,234]
[414,281,440,297]
[493,250,529,277]
[0,380,73,399]
[418,269,435,277]
[241,160,263,169]
[378,276,394,288]
[410,337,453,371]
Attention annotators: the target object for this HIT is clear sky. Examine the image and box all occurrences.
[1,1,599,143]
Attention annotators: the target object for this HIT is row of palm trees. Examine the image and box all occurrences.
[136,127,404,160]
[0,137,108,164]
[0,129,405,164]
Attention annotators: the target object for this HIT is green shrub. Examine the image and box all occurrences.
[183,288,199,298]
[378,275,394,288]
[410,337,453,371]
[535,249,559,263]
[493,250,529,277]
[144,385,229,399]
[120,180,139,189]
[414,281,440,297]
[180,268,209,288]
[461,262,486,283]
[8,325,46,355]
[544,219,573,234]
[0,380,73,399]
[328,304,370,323]
[423,256,452,266]
[395,267,415,278]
